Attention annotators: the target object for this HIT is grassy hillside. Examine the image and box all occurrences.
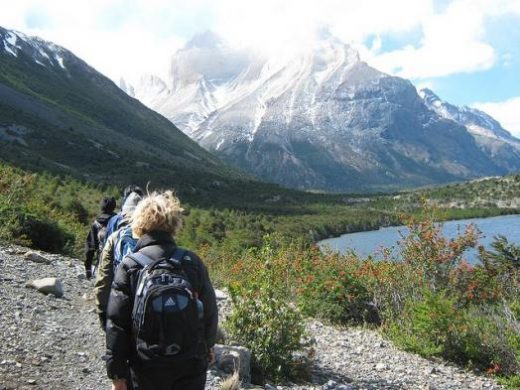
[1,158,517,257]
[0,27,287,208]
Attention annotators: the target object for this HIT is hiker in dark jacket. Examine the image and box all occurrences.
[84,197,116,279]
[94,192,142,330]
[105,190,218,390]
[103,185,144,249]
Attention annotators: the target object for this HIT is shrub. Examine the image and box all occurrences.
[387,291,520,375]
[64,199,90,224]
[225,238,307,383]
[498,375,520,389]
[295,249,372,324]
[386,289,463,357]
[13,208,72,252]
[479,236,520,299]
[368,207,480,322]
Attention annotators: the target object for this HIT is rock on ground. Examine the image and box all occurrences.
[25,277,64,298]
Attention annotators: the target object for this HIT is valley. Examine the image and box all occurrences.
[1,25,519,389]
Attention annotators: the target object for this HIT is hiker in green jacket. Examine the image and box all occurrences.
[94,192,141,330]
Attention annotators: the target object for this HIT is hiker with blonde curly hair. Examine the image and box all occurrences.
[105,190,218,390]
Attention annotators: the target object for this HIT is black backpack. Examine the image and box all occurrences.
[93,219,109,253]
[128,248,203,365]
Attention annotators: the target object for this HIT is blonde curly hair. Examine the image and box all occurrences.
[131,190,184,238]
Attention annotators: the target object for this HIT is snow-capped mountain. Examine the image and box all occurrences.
[1,28,75,73]
[419,88,520,170]
[420,88,519,144]
[127,31,520,192]
[0,26,240,194]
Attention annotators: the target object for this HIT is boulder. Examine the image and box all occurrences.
[26,278,64,298]
[214,344,251,383]
[24,251,51,265]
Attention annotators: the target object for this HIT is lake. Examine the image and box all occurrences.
[318,214,520,264]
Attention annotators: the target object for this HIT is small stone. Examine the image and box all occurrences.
[26,278,64,298]
[215,289,228,300]
[24,251,51,265]
[323,380,337,389]
[375,362,388,371]
[26,379,36,385]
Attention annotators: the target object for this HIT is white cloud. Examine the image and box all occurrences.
[0,0,435,80]
[473,97,520,138]
[0,0,519,84]
[368,0,497,79]
[213,0,432,54]
[0,0,189,82]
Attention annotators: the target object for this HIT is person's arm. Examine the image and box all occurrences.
[196,255,218,349]
[94,233,115,329]
[84,222,98,278]
[105,260,134,382]
[103,214,119,248]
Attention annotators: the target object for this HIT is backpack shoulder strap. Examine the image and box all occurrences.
[169,247,198,269]
[169,247,202,291]
[170,247,187,263]
[127,252,154,268]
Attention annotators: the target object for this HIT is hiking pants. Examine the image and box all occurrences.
[129,359,207,390]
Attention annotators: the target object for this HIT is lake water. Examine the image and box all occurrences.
[318,214,520,264]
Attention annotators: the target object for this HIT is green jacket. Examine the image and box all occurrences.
[94,230,117,328]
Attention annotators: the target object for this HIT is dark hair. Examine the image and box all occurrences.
[123,185,144,200]
[100,197,116,213]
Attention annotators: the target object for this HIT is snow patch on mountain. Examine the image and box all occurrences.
[121,30,520,191]
[419,88,520,147]
[1,27,70,72]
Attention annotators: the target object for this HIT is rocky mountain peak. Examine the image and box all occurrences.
[418,88,442,106]
[0,27,71,72]
[125,31,520,192]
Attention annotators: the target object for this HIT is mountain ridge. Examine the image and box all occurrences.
[127,31,520,192]
[0,26,266,206]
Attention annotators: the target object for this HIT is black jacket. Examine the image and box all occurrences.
[85,212,115,269]
[105,231,218,380]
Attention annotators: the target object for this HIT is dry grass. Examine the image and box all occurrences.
[219,371,241,390]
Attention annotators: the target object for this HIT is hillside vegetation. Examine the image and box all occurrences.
[1,161,519,386]
[1,159,519,256]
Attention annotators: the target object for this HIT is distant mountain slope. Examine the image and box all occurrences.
[0,26,252,204]
[129,31,520,192]
[419,88,520,171]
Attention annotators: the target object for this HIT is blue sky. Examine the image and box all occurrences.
[0,0,519,136]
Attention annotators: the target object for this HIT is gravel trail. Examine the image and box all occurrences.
[0,245,502,390]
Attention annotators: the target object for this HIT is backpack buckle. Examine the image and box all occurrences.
[164,343,181,356]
